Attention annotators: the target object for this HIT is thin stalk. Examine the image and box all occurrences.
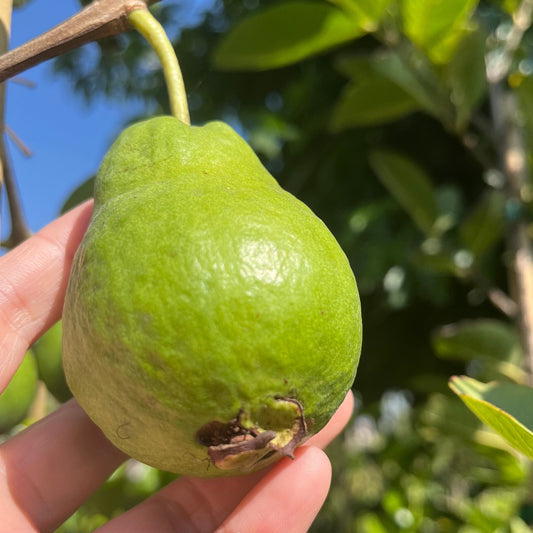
[128,8,190,124]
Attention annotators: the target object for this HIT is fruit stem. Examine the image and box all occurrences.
[128,7,190,125]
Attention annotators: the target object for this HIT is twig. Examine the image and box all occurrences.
[2,139,31,247]
[486,286,520,318]
[10,76,36,88]
[0,0,161,83]
[6,124,32,156]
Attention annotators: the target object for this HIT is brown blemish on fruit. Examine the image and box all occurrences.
[196,412,249,447]
[196,398,308,471]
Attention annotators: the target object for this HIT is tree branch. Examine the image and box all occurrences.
[2,140,31,247]
[0,0,161,83]
[486,0,533,384]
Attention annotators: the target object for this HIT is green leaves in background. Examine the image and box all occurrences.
[371,53,447,121]
[330,75,418,130]
[213,1,364,71]
[331,56,422,130]
[445,28,487,130]
[369,149,440,236]
[401,0,480,64]
[328,0,394,32]
[450,376,533,461]
[459,190,506,258]
[433,319,526,383]
[497,0,520,14]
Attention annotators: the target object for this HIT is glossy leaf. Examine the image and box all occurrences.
[450,376,533,460]
[329,0,394,31]
[402,0,479,64]
[369,150,439,235]
[459,190,505,257]
[213,1,364,71]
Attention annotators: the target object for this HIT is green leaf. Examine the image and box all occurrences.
[329,0,394,32]
[433,319,521,362]
[450,376,533,460]
[433,319,525,382]
[371,53,450,122]
[459,191,506,258]
[330,73,421,130]
[213,1,364,71]
[401,0,479,64]
[412,250,460,276]
[445,29,488,131]
[420,393,483,442]
[369,149,439,235]
[347,199,396,234]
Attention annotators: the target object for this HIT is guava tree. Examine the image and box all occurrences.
[3,0,533,531]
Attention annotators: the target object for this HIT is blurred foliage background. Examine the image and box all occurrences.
[3,0,533,531]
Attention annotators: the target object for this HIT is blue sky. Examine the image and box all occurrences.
[1,0,215,242]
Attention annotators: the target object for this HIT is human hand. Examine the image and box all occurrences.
[0,201,354,533]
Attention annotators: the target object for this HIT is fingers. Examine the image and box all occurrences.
[0,400,125,533]
[0,201,93,390]
[95,465,269,533]
[217,447,331,533]
[94,391,353,533]
[97,446,331,533]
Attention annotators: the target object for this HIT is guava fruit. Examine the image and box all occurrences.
[32,320,72,403]
[0,350,38,432]
[62,116,362,477]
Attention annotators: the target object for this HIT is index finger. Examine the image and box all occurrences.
[0,201,93,390]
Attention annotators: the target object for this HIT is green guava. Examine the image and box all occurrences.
[32,320,72,402]
[62,116,362,477]
[0,350,38,432]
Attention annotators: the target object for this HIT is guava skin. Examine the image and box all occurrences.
[62,116,362,477]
